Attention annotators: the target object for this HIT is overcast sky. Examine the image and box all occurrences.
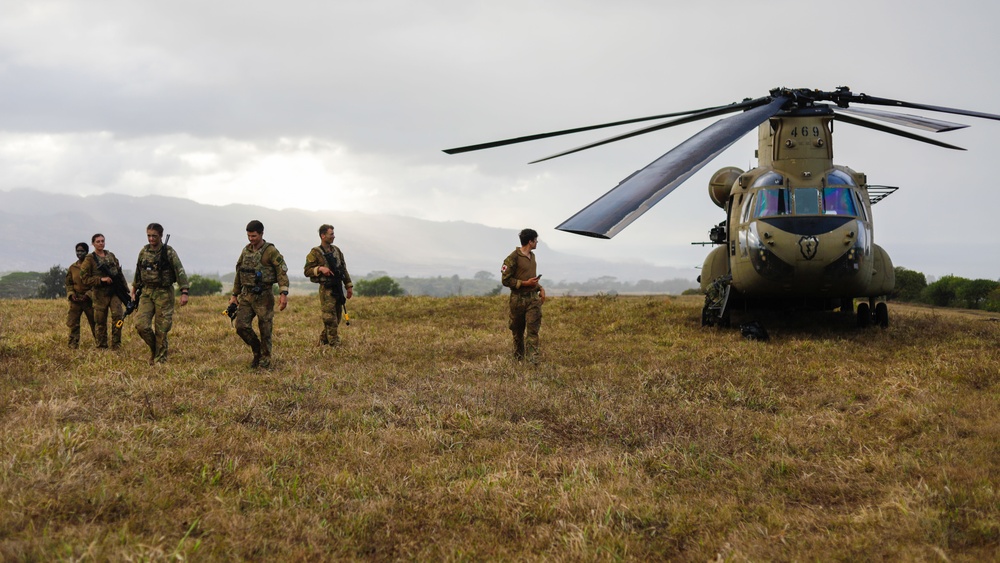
[2,0,998,279]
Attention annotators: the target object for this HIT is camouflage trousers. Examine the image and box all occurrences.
[318,285,344,346]
[136,287,175,363]
[92,289,124,348]
[235,290,275,360]
[67,295,96,348]
[508,291,542,362]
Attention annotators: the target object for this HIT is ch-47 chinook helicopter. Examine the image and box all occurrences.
[444,87,1000,328]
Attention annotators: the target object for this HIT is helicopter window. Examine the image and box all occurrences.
[824,170,856,186]
[753,188,789,217]
[751,172,785,188]
[821,187,857,216]
[854,192,869,220]
[741,193,755,222]
[794,188,820,215]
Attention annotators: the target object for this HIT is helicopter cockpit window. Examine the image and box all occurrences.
[752,188,789,217]
[822,187,858,215]
[794,188,820,215]
[824,170,856,186]
[751,172,785,188]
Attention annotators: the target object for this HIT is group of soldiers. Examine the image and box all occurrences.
[66,221,354,367]
[67,222,544,366]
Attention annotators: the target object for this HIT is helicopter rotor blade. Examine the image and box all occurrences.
[833,106,968,133]
[442,97,775,156]
[556,96,790,239]
[529,96,775,164]
[851,93,1000,122]
[442,105,729,155]
[834,113,966,151]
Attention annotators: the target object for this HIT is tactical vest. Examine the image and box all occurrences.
[138,245,175,287]
[238,243,277,288]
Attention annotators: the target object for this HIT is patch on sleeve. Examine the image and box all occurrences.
[500,264,507,273]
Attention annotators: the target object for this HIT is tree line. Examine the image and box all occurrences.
[5,265,998,310]
[890,267,1000,311]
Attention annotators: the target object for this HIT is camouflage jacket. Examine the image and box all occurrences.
[304,245,353,288]
[232,241,290,295]
[65,261,91,298]
[501,247,537,293]
[80,250,127,294]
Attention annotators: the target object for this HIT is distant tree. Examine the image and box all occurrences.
[37,265,68,299]
[487,284,503,296]
[986,287,1000,313]
[890,267,927,302]
[921,275,963,307]
[355,276,405,297]
[474,270,495,281]
[682,288,703,295]
[188,274,223,296]
[957,278,1000,309]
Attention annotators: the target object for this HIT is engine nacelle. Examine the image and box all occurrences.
[708,167,743,208]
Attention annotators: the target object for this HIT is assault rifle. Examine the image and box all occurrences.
[322,250,347,305]
[97,261,138,329]
[121,287,141,327]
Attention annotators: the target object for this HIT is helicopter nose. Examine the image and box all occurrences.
[758,216,853,236]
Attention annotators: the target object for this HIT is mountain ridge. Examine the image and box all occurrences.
[0,189,698,284]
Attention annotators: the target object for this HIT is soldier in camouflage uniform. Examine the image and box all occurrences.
[80,233,127,349]
[131,222,189,364]
[65,242,96,349]
[228,220,290,369]
[304,224,353,347]
[501,228,546,363]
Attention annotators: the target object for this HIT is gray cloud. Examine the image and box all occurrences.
[1,0,999,279]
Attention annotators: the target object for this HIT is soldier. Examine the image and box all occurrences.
[131,223,189,364]
[80,233,128,349]
[501,228,546,363]
[65,242,96,349]
[228,220,289,369]
[304,224,353,347]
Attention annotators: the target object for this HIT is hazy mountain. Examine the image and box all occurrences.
[0,189,697,284]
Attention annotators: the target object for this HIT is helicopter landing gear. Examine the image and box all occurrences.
[856,301,871,328]
[702,274,732,327]
[856,299,889,328]
[874,301,889,328]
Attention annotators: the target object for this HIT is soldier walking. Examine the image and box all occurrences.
[131,223,189,364]
[304,224,353,347]
[501,228,546,363]
[80,233,127,349]
[66,242,96,349]
[229,220,289,368]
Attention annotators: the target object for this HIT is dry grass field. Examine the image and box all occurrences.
[1,294,998,561]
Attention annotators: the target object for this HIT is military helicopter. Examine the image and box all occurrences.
[444,87,1000,328]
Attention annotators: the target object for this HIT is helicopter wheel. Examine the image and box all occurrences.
[874,302,889,328]
[856,302,871,328]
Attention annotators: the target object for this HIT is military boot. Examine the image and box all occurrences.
[138,328,157,364]
[153,334,169,363]
[250,342,262,369]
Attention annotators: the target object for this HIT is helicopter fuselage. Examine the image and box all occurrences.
[700,111,894,308]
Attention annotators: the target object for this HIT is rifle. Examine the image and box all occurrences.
[97,260,137,329]
[120,287,141,327]
[321,249,347,305]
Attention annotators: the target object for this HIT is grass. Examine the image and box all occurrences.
[1,294,998,560]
